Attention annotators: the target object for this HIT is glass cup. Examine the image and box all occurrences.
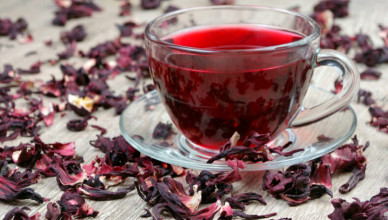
[144,6,359,151]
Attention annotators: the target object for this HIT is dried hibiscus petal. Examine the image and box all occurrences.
[152,122,173,140]
[117,21,137,37]
[52,0,102,26]
[313,0,350,18]
[58,191,98,218]
[78,184,133,201]
[0,64,18,83]
[263,163,332,206]
[369,106,388,133]
[219,202,233,219]
[360,68,382,80]
[0,17,29,40]
[354,47,388,67]
[34,136,75,157]
[67,115,95,131]
[379,24,388,46]
[91,124,107,135]
[141,0,162,10]
[17,61,41,74]
[225,192,266,211]
[0,176,45,203]
[338,165,366,194]
[90,135,140,164]
[210,0,235,5]
[191,200,222,220]
[67,93,98,116]
[57,41,77,60]
[3,206,33,220]
[51,157,86,190]
[318,136,369,193]
[162,177,202,212]
[321,136,367,173]
[119,0,131,16]
[45,202,61,220]
[357,89,375,106]
[233,210,277,219]
[60,24,87,44]
[328,187,388,220]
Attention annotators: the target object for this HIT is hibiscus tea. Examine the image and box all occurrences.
[149,24,313,149]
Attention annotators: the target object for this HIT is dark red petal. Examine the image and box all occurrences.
[17,61,41,74]
[360,68,382,80]
[91,125,107,135]
[57,41,77,60]
[119,0,132,16]
[339,165,366,194]
[233,210,277,219]
[192,200,222,220]
[210,0,235,5]
[3,206,31,220]
[219,202,233,219]
[310,162,332,188]
[141,0,161,9]
[328,188,388,220]
[0,177,45,203]
[152,122,173,140]
[78,184,133,201]
[60,25,87,44]
[51,159,85,190]
[45,202,61,220]
[225,192,266,210]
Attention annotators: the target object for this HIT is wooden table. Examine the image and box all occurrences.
[0,0,387,219]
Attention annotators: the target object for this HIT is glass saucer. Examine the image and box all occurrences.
[119,87,357,171]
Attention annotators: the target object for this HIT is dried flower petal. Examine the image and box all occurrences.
[60,25,87,44]
[163,177,202,212]
[210,0,235,5]
[3,206,31,220]
[338,165,366,194]
[45,202,61,220]
[328,188,388,220]
[360,68,382,80]
[51,157,85,190]
[67,93,98,116]
[233,210,277,219]
[379,24,388,47]
[141,0,162,10]
[321,136,367,173]
[119,0,131,16]
[219,202,233,220]
[225,192,266,210]
[52,0,102,26]
[0,17,29,40]
[57,41,77,60]
[152,122,173,140]
[58,191,98,217]
[117,21,137,37]
[17,61,41,74]
[78,184,133,201]
[263,163,332,205]
[357,89,375,106]
[0,176,45,203]
[313,0,350,18]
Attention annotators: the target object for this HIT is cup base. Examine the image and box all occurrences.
[120,90,357,171]
[178,130,296,159]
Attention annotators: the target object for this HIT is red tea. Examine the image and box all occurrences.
[149,25,313,149]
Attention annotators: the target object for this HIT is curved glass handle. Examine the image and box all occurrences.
[289,49,360,127]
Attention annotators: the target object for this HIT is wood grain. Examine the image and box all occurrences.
[0,0,387,219]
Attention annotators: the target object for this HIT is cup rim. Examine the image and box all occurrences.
[145,5,321,54]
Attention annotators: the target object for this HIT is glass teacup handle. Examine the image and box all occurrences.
[289,49,360,127]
